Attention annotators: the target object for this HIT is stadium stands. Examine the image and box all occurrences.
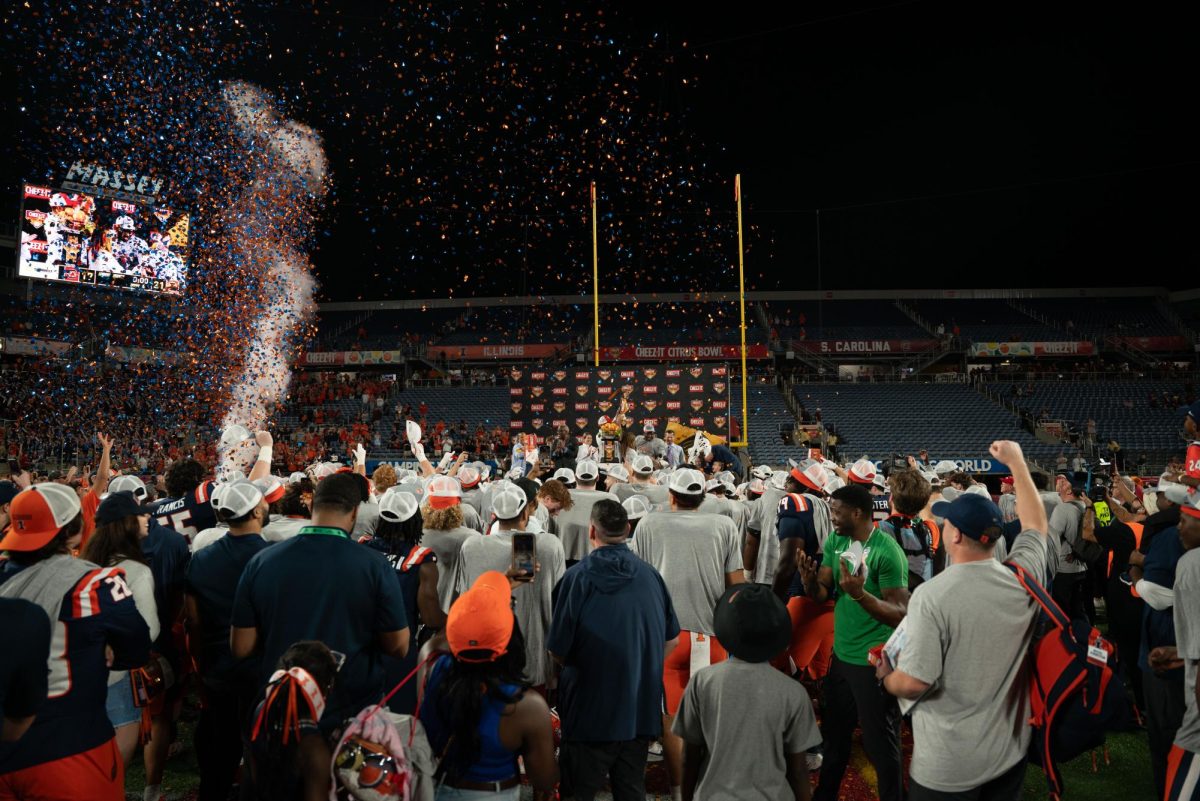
[598,301,767,346]
[906,299,1061,341]
[730,381,812,465]
[765,300,928,341]
[790,381,1062,463]
[1020,297,1179,339]
[997,377,1192,455]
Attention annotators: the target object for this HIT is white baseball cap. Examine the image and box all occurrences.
[379,491,419,523]
[848,459,877,485]
[934,460,959,476]
[606,465,629,483]
[622,495,651,520]
[669,468,707,496]
[109,474,148,500]
[631,454,654,476]
[825,476,846,493]
[427,475,462,509]
[288,471,307,484]
[252,476,286,504]
[752,465,773,480]
[747,478,766,496]
[872,473,888,491]
[211,479,264,519]
[458,466,482,489]
[553,468,576,485]
[492,485,529,520]
[219,424,253,452]
[770,470,789,491]
[575,460,599,482]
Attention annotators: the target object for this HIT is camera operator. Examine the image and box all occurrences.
[1048,471,1102,620]
[1079,480,1148,709]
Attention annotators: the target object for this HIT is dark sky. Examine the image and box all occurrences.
[5,1,1198,300]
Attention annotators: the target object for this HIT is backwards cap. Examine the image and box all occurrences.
[848,459,877,485]
[1,484,83,552]
[446,571,515,662]
[426,475,462,510]
[668,468,707,496]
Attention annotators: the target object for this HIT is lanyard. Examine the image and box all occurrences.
[297,525,351,539]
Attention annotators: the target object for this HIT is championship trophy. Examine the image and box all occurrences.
[598,416,623,464]
[597,386,634,464]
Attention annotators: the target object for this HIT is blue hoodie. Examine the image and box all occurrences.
[548,544,680,742]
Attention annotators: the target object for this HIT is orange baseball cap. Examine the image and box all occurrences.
[1,484,83,552]
[446,571,514,662]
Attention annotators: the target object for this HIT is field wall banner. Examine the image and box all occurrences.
[425,344,564,360]
[967,341,1096,357]
[299,350,407,367]
[508,365,733,444]
[792,339,940,355]
[597,344,769,361]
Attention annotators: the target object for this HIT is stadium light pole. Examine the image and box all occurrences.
[733,174,749,448]
[591,180,600,367]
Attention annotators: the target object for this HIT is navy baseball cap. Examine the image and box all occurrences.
[1188,401,1200,423]
[0,481,18,506]
[932,493,1004,545]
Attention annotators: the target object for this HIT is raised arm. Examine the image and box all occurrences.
[991,441,1047,536]
[248,430,274,482]
[94,432,113,495]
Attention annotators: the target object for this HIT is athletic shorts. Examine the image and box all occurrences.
[662,631,727,716]
[1166,746,1200,801]
[0,737,124,801]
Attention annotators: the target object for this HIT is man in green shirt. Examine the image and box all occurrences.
[799,483,909,801]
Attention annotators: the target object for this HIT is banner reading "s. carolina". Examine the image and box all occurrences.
[507,365,733,443]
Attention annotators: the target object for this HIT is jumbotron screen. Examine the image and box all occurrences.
[18,184,190,296]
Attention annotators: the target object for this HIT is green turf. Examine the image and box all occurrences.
[1020,728,1156,800]
[124,716,202,801]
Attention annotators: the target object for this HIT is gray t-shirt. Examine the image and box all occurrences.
[998,493,1018,523]
[452,527,566,687]
[672,658,821,801]
[261,516,309,543]
[461,502,485,534]
[461,487,484,518]
[629,510,741,635]
[420,525,480,612]
[1047,500,1084,576]
[634,436,667,459]
[614,481,670,507]
[748,483,787,584]
[1174,548,1200,753]
[557,488,621,561]
[353,500,380,539]
[895,530,1051,792]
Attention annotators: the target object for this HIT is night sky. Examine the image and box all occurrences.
[3,1,1197,302]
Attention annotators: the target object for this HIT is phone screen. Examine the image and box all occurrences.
[512,533,536,576]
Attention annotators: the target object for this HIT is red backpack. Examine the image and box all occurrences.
[1006,563,1128,799]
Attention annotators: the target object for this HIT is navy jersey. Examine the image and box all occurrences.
[0,598,50,723]
[777,493,820,598]
[872,493,892,524]
[364,536,437,713]
[151,480,217,544]
[0,557,151,772]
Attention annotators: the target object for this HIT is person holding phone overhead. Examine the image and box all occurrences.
[451,482,566,691]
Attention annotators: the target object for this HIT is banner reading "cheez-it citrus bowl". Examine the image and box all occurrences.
[597,344,769,361]
[507,365,733,443]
